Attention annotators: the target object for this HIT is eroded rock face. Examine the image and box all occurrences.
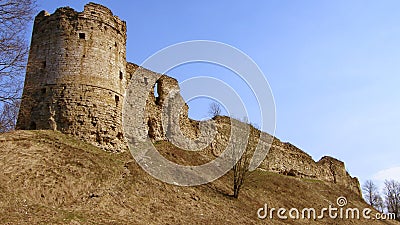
[18,3,361,195]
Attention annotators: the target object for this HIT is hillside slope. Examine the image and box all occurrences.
[0,131,398,224]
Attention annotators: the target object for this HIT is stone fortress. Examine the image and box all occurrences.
[17,3,361,195]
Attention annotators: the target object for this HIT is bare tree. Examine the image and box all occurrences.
[232,139,251,198]
[0,0,36,132]
[208,102,221,118]
[362,180,381,209]
[230,118,254,199]
[375,195,385,213]
[383,180,400,221]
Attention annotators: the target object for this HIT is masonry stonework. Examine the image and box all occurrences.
[18,3,361,195]
[17,3,127,152]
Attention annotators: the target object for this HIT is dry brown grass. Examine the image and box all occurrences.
[0,131,398,224]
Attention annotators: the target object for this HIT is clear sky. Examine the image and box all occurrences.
[33,1,400,190]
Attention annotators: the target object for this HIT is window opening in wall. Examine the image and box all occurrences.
[79,33,85,39]
[119,71,123,80]
[154,81,161,105]
[115,95,120,105]
[153,83,159,98]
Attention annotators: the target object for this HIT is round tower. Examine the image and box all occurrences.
[17,3,127,152]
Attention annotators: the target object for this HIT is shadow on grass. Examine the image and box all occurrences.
[205,182,238,199]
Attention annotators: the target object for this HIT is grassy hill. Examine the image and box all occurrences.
[0,130,398,224]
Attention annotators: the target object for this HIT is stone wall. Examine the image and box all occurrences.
[124,63,161,143]
[123,68,361,194]
[261,139,361,194]
[192,116,361,195]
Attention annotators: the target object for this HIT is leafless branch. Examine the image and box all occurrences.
[208,102,221,118]
[0,0,36,132]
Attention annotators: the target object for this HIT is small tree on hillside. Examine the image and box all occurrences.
[362,180,381,210]
[383,180,400,221]
[231,120,252,199]
[232,142,251,198]
[208,102,221,118]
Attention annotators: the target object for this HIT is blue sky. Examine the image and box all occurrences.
[33,1,400,190]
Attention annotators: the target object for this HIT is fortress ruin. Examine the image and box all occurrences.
[17,3,361,195]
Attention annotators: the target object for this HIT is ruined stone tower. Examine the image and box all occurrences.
[17,3,361,194]
[17,3,127,152]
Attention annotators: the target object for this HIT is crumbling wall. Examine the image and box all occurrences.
[128,81,362,195]
[262,141,361,194]
[124,64,361,195]
[124,63,200,147]
[317,156,361,194]
[196,116,361,195]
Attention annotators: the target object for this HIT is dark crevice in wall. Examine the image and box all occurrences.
[29,121,36,130]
